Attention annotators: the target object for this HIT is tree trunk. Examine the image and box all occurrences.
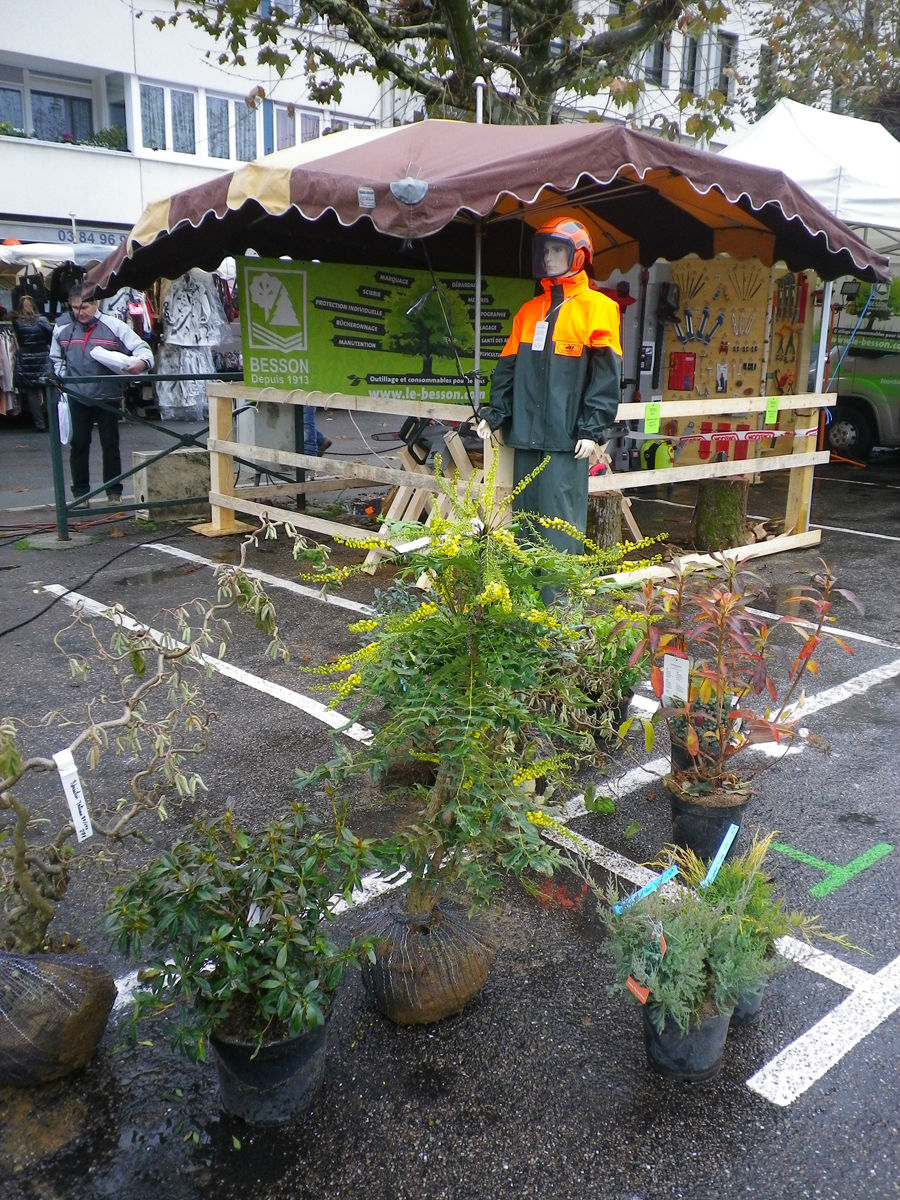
[690,479,750,551]
[586,491,623,549]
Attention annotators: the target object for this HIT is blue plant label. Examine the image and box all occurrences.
[612,863,679,914]
[698,823,740,887]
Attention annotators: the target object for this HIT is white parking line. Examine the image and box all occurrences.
[41,584,372,743]
[746,955,900,1106]
[145,541,375,615]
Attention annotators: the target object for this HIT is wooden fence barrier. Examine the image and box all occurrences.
[197,383,833,567]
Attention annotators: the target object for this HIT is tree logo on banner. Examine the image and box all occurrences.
[246,266,307,352]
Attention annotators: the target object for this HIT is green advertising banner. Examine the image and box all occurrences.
[238,257,533,404]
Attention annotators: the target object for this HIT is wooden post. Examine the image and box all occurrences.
[191,393,255,537]
[783,408,817,534]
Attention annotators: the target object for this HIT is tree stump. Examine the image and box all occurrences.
[586,491,623,548]
[690,479,750,551]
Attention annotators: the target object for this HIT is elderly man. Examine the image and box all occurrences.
[50,284,153,502]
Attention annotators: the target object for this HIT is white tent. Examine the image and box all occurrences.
[719,98,900,259]
[0,242,105,286]
[719,99,900,388]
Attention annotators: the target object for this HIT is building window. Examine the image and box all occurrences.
[105,74,128,146]
[31,91,91,142]
[276,104,296,149]
[646,39,666,86]
[486,4,511,41]
[680,36,698,94]
[171,89,196,154]
[717,32,738,99]
[0,86,23,129]
[300,112,320,142]
[140,84,166,149]
[207,96,230,158]
[235,102,257,160]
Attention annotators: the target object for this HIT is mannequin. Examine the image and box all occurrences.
[476,217,622,553]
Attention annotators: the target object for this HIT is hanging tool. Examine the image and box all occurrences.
[684,306,695,341]
[702,312,725,344]
[672,420,695,463]
[631,268,651,401]
[696,305,711,342]
[652,281,678,388]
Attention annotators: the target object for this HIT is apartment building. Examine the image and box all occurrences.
[0,0,409,259]
[0,1,763,267]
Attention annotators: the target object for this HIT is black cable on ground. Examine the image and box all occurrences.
[0,526,200,641]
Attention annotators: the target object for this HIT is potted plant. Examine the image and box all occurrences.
[621,556,859,859]
[0,528,283,1085]
[105,802,378,1125]
[577,608,645,742]
[297,462,660,1024]
[665,831,849,1024]
[600,873,752,1081]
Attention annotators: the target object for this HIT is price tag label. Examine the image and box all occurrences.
[644,402,661,434]
[612,863,679,915]
[698,824,740,887]
[52,748,93,842]
[765,395,780,425]
[531,321,548,351]
[662,651,690,706]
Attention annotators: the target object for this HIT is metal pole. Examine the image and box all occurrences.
[473,76,486,410]
[45,381,70,540]
[813,280,834,393]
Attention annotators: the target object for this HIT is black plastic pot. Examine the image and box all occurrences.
[667,784,747,862]
[210,1009,331,1125]
[642,1005,732,1081]
[731,981,767,1026]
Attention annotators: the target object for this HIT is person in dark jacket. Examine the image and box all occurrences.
[50,283,153,501]
[476,216,623,554]
[12,296,54,431]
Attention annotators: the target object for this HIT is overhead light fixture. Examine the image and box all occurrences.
[839,279,861,300]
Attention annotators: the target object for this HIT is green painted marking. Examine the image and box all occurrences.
[772,841,894,898]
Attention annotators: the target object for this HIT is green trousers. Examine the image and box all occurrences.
[513,449,588,554]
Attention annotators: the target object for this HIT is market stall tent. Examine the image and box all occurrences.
[0,242,106,287]
[88,118,889,300]
[719,98,900,261]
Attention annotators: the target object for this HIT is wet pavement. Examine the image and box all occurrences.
[0,411,898,1200]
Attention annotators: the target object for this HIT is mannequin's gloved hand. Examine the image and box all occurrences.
[476,418,492,440]
[573,438,598,460]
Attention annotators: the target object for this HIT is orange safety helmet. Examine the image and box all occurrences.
[532,217,593,279]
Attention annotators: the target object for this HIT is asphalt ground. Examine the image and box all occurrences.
[0,410,898,1200]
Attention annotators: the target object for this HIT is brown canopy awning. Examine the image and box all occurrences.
[88,119,889,295]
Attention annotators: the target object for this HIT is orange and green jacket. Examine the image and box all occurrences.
[480,272,622,451]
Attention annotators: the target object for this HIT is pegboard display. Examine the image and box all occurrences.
[653,259,816,468]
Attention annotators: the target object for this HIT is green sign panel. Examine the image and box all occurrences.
[237,257,533,404]
[833,330,900,354]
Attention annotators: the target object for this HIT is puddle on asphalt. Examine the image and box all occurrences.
[111,565,202,588]
[837,811,878,827]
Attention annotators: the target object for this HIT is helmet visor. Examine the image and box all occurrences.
[532,234,576,279]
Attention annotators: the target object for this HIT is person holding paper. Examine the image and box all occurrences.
[50,284,153,502]
[476,217,622,552]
